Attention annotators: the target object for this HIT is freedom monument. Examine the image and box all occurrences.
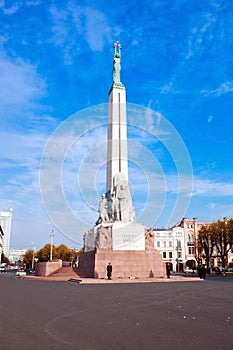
[78,42,164,279]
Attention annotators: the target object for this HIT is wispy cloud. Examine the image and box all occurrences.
[201,81,233,96]
[0,54,47,124]
[50,1,120,60]
[192,177,233,197]
[185,13,216,60]
[0,0,40,15]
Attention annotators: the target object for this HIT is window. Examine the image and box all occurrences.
[178,252,182,259]
[169,252,172,258]
[157,241,160,248]
[169,241,172,248]
[163,252,166,259]
[177,240,181,248]
[163,241,166,247]
[188,247,195,255]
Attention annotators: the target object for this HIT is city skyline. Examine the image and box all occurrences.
[0,1,233,250]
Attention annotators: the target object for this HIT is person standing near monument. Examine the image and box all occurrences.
[107,262,112,280]
[166,263,171,278]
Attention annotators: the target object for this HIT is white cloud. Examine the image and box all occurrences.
[0,54,47,121]
[201,81,233,96]
[185,14,216,60]
[192,177,233,197]
[0,0,40,14]
[207,202,216,209]
[50,2,121,55]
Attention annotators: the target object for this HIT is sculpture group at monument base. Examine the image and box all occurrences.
[84,222,148,252]
[77,248,165,279]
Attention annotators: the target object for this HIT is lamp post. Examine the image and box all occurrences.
[176,239,181,273]
[31,242,36,269]
[32,248,36,269]
[49,229,54,261]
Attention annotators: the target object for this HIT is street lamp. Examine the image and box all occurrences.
[49,229,54,261]
[31,242,36,270]
[176,239,181,273]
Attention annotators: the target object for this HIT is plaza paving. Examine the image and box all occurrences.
[0,273,232,350]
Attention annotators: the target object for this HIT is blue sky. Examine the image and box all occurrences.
[0,0,233,250]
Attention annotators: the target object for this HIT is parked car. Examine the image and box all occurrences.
[16,267,26,277]
[0,263,6,272]
[227,267,233,272]
[184,267,197,274]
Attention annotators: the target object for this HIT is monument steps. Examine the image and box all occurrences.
[48,266,80,278]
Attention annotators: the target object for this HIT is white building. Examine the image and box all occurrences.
[153,226,185,272]
[0,209,13,257]
[8,248,27,265]
[0,225,4,260]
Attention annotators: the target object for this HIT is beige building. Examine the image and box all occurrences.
[0,209,13,257]
[154,217,233,273]
[0,225,4,261]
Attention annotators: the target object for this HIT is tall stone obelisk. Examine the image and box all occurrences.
[106,41,128,192]
[79,42,164,279]
[96,41,135,225]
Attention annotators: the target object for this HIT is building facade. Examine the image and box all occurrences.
[154,217,233,272]
[8,248,27,265]
[0,225,4,260]
[153,226,185,272]
[0,209,13,257]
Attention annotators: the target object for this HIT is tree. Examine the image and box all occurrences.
[23,249,34,268]
[36,244,57,262]
[56,244,71,261]
[198,225,214,271]
[209,219,233,268]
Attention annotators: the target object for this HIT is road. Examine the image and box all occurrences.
[0,273,232,350]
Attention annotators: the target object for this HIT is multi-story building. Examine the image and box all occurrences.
[153,226,185,272]
[0,209,13,257]
[154,217,233,272]
[8,248,27,265]
[0,225,4,261]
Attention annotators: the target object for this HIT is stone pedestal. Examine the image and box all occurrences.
[78,227,165,279]
[78,248,165,279]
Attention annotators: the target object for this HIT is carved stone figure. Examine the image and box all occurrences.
[113,173,135,223]
[98,194,109,223]
[95,226,112,249]
[145,228,155,251]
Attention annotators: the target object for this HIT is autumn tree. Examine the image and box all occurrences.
[209,219,233,268]
[23,249,34,268]
[198,225,214,271]
[36,243,57,262]
[56,244,72,261]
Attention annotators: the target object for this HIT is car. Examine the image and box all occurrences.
[16,267,26,277]
[0,263,6,272]
[184,267,197,274]
[227,267,233,272]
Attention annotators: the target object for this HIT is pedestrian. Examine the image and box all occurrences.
[197,264,203,279]
[107,262,112,280]
[166,263,171,278]
[201,265,206,279]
